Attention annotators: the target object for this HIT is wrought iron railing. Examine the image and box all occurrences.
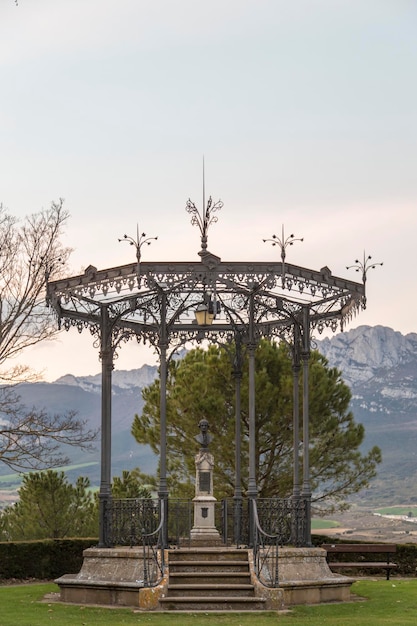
[142,501,165,586]
[251,498,279,587]
[166,499,193,547]
[216,498,250,546]
[216,499,234,545]
[166,499,239,546]
[108,498,160,546]
[256,496,308,546]
[102,495,309,570]
[291,496,309,546]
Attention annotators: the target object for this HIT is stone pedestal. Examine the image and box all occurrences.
[190,449,221,545]
[248,547,354,607]
[54,547,167,608]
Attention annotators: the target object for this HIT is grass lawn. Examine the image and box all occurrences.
[1,579,417,626]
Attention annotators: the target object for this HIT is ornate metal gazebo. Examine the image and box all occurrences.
[46,194,369,551]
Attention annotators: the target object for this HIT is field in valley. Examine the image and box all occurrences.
[313,506,417,543]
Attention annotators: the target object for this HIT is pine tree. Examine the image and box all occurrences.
[0,470,98,540]
[132,339,381,510]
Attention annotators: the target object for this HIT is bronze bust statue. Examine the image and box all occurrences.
[195,418,213,449]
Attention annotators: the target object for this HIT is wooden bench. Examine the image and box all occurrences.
[322,543,398,580]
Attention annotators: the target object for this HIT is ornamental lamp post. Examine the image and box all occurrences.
[195,303,214,326]
[195,299,220,326]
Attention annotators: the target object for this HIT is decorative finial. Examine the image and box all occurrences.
[186,161,223,252]
[263,225,304,287]
[118,226,158,278]
[346,252,383,283]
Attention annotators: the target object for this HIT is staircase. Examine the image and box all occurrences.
[159,547,266,611]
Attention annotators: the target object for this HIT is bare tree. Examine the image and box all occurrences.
[0,199,71,382]
[0,386,95,472]
[0,200,97,471]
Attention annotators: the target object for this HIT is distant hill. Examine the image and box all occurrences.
[4,325,417,505]
[3,365,159,485]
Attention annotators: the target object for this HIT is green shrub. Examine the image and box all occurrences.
[0,538,97,580]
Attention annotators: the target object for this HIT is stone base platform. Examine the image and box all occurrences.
[55,547,167,609]
[250,547,354,607]
[54,545,353,610]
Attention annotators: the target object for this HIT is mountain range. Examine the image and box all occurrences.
[318,325,417,504]
[4,325,417,505]
[1,364,159,486]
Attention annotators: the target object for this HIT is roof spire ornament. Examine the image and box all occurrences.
[346,252,383,284]
[186,159,223,253]
[347,251,383,310]
[118,225,158,282]
[263,225,304,287]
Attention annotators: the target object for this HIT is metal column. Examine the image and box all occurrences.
[301,305,312,546]
[98,306,113,547]
[233,335,243,545]
[292,324,302,544]
[158,290,169,547]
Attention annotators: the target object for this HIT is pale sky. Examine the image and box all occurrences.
[1,1,416,381]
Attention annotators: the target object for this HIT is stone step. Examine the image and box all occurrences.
[168,549,248,562]
[166,584,255,597]
[170,571,251,585]
[160,548,261,611]
[169,560,249,572]
[159,596,267,611]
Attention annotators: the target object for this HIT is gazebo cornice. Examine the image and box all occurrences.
[47,258,365,304]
